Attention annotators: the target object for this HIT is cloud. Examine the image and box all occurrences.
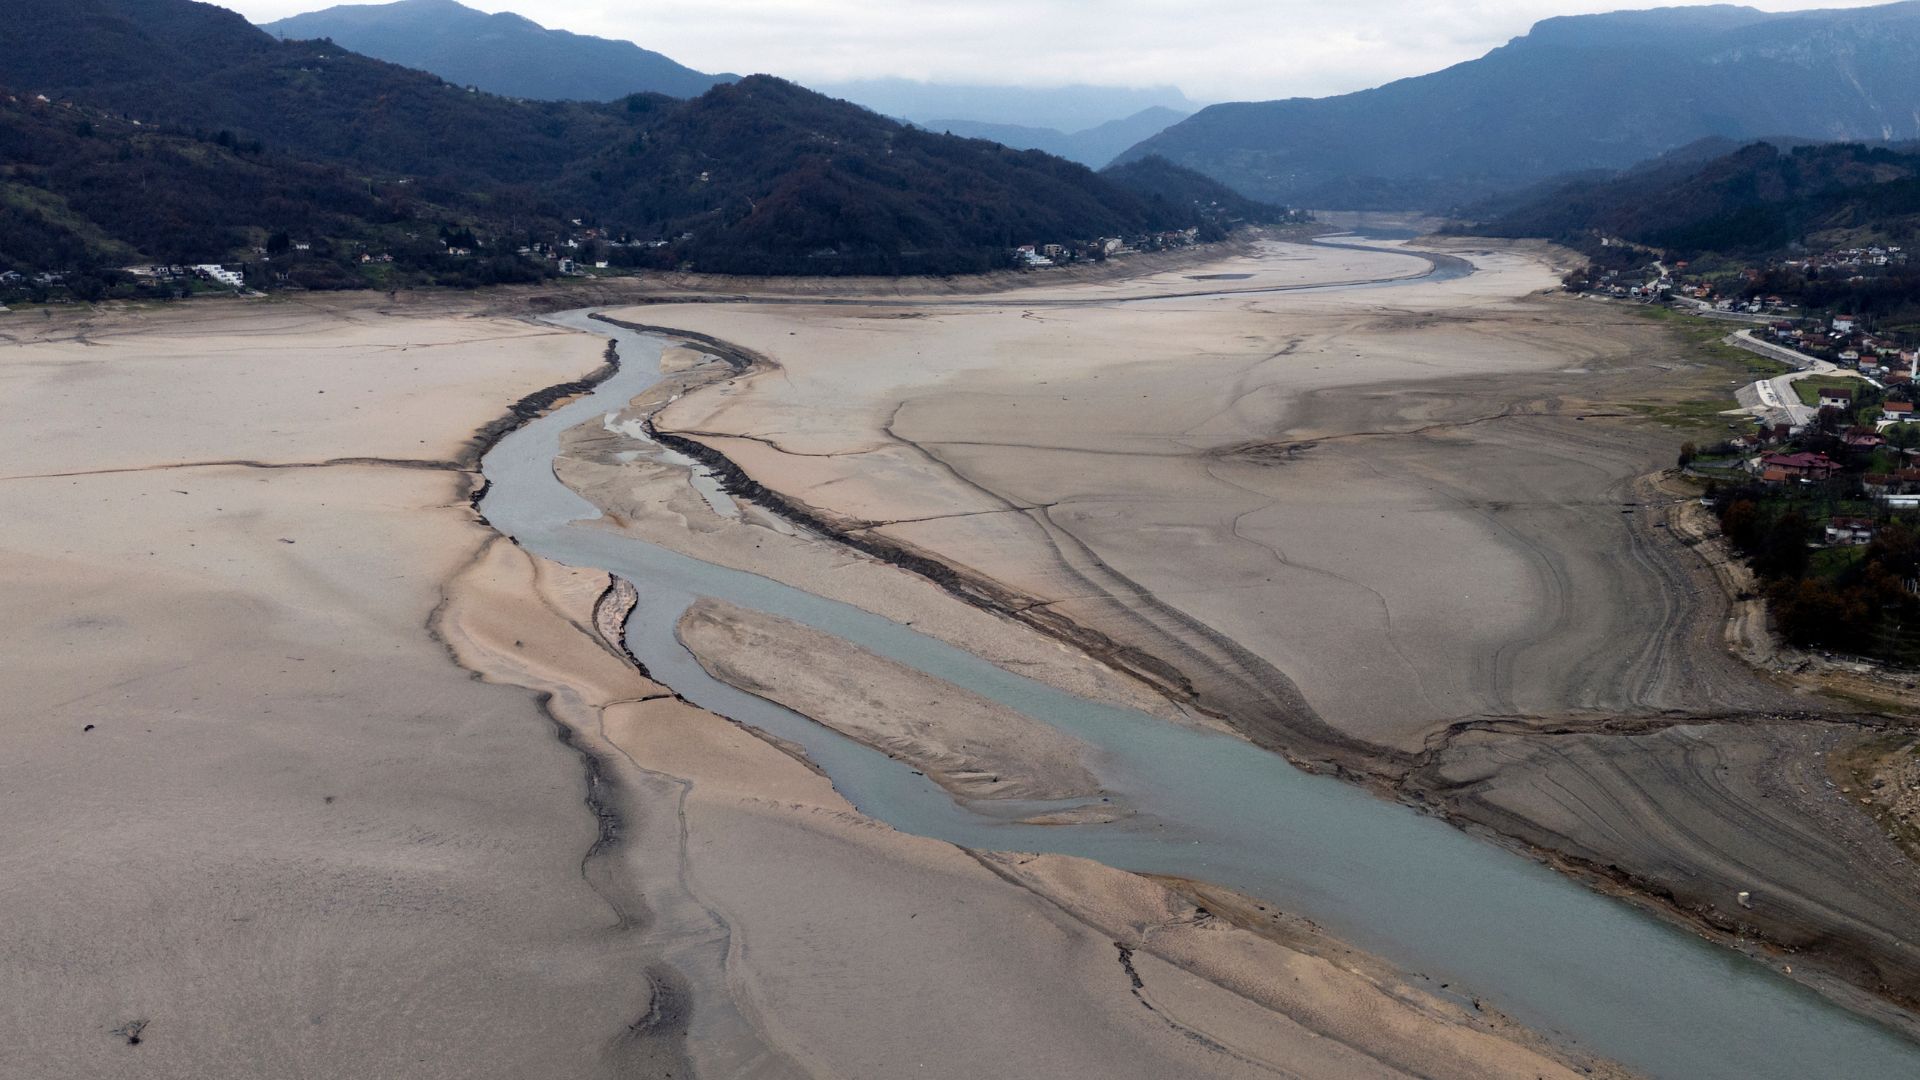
[231,0,1895,102]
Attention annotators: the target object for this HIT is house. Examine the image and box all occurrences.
[1833,314,1857,332]
[1885,401,1917,422]
[1825,517,1876,546]
[1818,386,1855,410]
[192,264,244,289]
[1838,350,1860,365]
[1842,429,1886,452]
[1757,451,1841,480]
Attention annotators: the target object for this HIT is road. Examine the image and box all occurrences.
[1728,328,1873,428]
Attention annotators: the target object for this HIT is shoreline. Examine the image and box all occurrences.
[0,228,1299,327]
[580,256,1920,1035]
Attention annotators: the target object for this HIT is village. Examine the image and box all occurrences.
[1636,292,1920,661]
[1012,227,1205,268]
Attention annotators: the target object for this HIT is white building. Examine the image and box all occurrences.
[193,264,244,289]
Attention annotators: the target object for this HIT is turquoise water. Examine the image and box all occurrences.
[480,309,1920,1079]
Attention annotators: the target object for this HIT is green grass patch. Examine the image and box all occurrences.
[1810,545,1867,580]
[1627,401,1750,434]
[1793,374,1872,407]
[1630,305,1792,379]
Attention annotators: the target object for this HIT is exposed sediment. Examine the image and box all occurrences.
[0,303,681,1080]
[676,598,1111,806]
[593,236,1920,1025]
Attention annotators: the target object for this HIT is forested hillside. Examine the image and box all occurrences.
[0,0,1273,283]
[1474,142,1920,256]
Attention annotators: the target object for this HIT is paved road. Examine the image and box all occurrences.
[1727,328,1873,428]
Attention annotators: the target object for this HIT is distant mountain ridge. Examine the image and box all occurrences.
[1121,1,1920,210]
[263,0,733,100]
[921,108,1189,169]
[814,78,1198,134]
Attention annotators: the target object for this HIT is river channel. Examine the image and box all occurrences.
[480,282,1920,1078]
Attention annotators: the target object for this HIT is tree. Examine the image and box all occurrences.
[1756,509,1812,579]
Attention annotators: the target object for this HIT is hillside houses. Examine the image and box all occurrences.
[1755,451,1842,482]
[1825,517,1877,546]
[193,264,244,289]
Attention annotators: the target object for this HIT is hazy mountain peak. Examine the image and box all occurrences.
[263,0,734,100]
[1122,0,1920,210]
[812,77,1198,135]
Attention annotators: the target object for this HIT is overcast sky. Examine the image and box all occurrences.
[226,0,1892,102]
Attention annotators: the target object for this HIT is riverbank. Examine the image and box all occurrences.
[572,235,1920,1031]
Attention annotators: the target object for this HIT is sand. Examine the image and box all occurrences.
[0,302,668,1077]
[677,598,1109,804]
[0,289,1610,1078]
[595,237,1920,1016]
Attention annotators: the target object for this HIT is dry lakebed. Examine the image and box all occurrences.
[4,237,1919,1079]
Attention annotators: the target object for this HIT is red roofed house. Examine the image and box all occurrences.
[1886,401,1917,422]
[1757,451,1841,481]
[1819,386,1855,410]
[1825,517,1876,546]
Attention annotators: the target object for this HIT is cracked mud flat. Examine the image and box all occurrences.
[0,293,1612,1079]
[600,237,1920,1022]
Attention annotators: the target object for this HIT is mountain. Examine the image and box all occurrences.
[813,78,1197,134]
[0,0,1257,281]
[565,82,1255,275]
[4,0,631,190]
[1473,140,1920,256]
[923,107,1189,169]
[1099,156,1291,231]
[262,0,733,101]
[1121,1,1920,210]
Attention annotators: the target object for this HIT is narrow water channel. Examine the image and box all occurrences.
[481,306,1920,1080]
